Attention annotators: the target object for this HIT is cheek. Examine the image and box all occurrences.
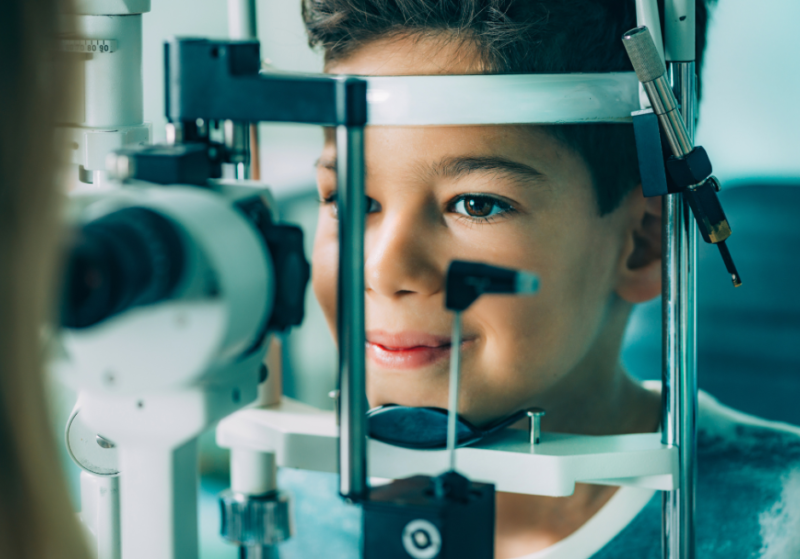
[311,212,339,334]
[463,219,622,413]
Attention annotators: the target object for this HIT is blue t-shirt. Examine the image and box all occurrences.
[267,390,800,558]
[593,392,800,558]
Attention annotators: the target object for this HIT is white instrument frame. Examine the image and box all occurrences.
[218,398,678,498]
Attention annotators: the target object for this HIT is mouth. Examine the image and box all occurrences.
[366,331,472,371]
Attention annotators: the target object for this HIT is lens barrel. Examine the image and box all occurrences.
[61,207,185,329]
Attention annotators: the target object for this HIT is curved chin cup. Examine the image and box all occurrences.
[366,405,528,450]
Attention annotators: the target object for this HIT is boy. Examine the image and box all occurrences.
[295,1,800,557]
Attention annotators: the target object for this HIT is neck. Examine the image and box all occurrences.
[539,364,661,436]
[534,299,660,436]
[495,303,661,559]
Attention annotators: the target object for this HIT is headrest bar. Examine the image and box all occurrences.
[361,72,640,126]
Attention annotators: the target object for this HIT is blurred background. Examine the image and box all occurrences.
[51,0,800,556]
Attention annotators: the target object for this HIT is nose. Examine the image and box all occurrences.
[365,209,443,299]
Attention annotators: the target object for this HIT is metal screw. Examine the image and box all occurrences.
[526,408,546,446]
[96,435,115,449]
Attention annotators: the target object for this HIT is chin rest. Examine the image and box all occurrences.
[367,405,528,449]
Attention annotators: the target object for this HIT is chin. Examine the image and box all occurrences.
[366,376,448,410]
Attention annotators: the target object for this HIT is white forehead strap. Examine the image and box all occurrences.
[363,72,639,126]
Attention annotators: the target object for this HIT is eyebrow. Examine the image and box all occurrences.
[315,155,546,185]
[432,156,545,184]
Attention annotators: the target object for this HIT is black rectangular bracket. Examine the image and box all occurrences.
[164,38,367,127]
[632,108,669,198]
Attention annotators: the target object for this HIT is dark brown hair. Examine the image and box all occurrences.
[302,0,713,214]
[0,1,92,558]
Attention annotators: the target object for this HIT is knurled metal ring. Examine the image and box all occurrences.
[219,489,292,546]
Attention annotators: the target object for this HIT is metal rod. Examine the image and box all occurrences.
[446,311,463,471]
[249,124,261,181]
[677,61,698,559]
[227,0,257,40]
[227,0,257,181]
[223,120,251,180]
[662,61,697,559]
[336,125,368,500]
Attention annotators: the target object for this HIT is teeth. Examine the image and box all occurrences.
[374,344,450,351]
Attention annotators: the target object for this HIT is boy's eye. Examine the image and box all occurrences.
[451,195,512,220]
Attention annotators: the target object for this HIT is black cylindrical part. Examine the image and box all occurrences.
[61,207,185,329]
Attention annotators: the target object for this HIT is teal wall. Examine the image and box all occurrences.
[697,0,800,185]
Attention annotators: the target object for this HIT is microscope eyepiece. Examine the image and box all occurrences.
[61,208,185,329]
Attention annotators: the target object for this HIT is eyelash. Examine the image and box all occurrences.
[320,192,516,223]
[448,194,515,224]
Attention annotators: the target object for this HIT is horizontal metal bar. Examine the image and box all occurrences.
[166,41,637,127]
[364,72,640,125]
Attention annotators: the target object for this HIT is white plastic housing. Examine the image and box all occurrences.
[79,472,121,559]
[60,185,274,395]
[63,14,144,128]
[664,0,696,62]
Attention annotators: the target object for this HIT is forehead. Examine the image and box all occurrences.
[325,33,486,76]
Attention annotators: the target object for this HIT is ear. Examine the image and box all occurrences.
[615,186,662,303]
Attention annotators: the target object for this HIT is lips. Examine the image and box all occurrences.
[366,331,468,370]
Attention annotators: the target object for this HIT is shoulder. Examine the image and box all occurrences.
[696,390,800,557]
[627,383,800,557]
[696,388,800,468]
[640,380,800,458]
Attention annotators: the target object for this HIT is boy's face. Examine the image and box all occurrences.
[313,36,657,426]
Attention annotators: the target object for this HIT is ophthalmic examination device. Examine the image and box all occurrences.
[55,1,740,558]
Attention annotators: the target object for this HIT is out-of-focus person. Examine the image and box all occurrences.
[0,1,92,558]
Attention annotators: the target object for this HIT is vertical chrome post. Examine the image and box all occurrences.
[446,311,463,472]
[336,121,368,500]
[223,120,251,180]
[662,0,697,554]
[662,62,697,559]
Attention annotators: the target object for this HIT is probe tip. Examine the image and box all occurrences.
[514,271,540,295]
[717,241,742,288]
